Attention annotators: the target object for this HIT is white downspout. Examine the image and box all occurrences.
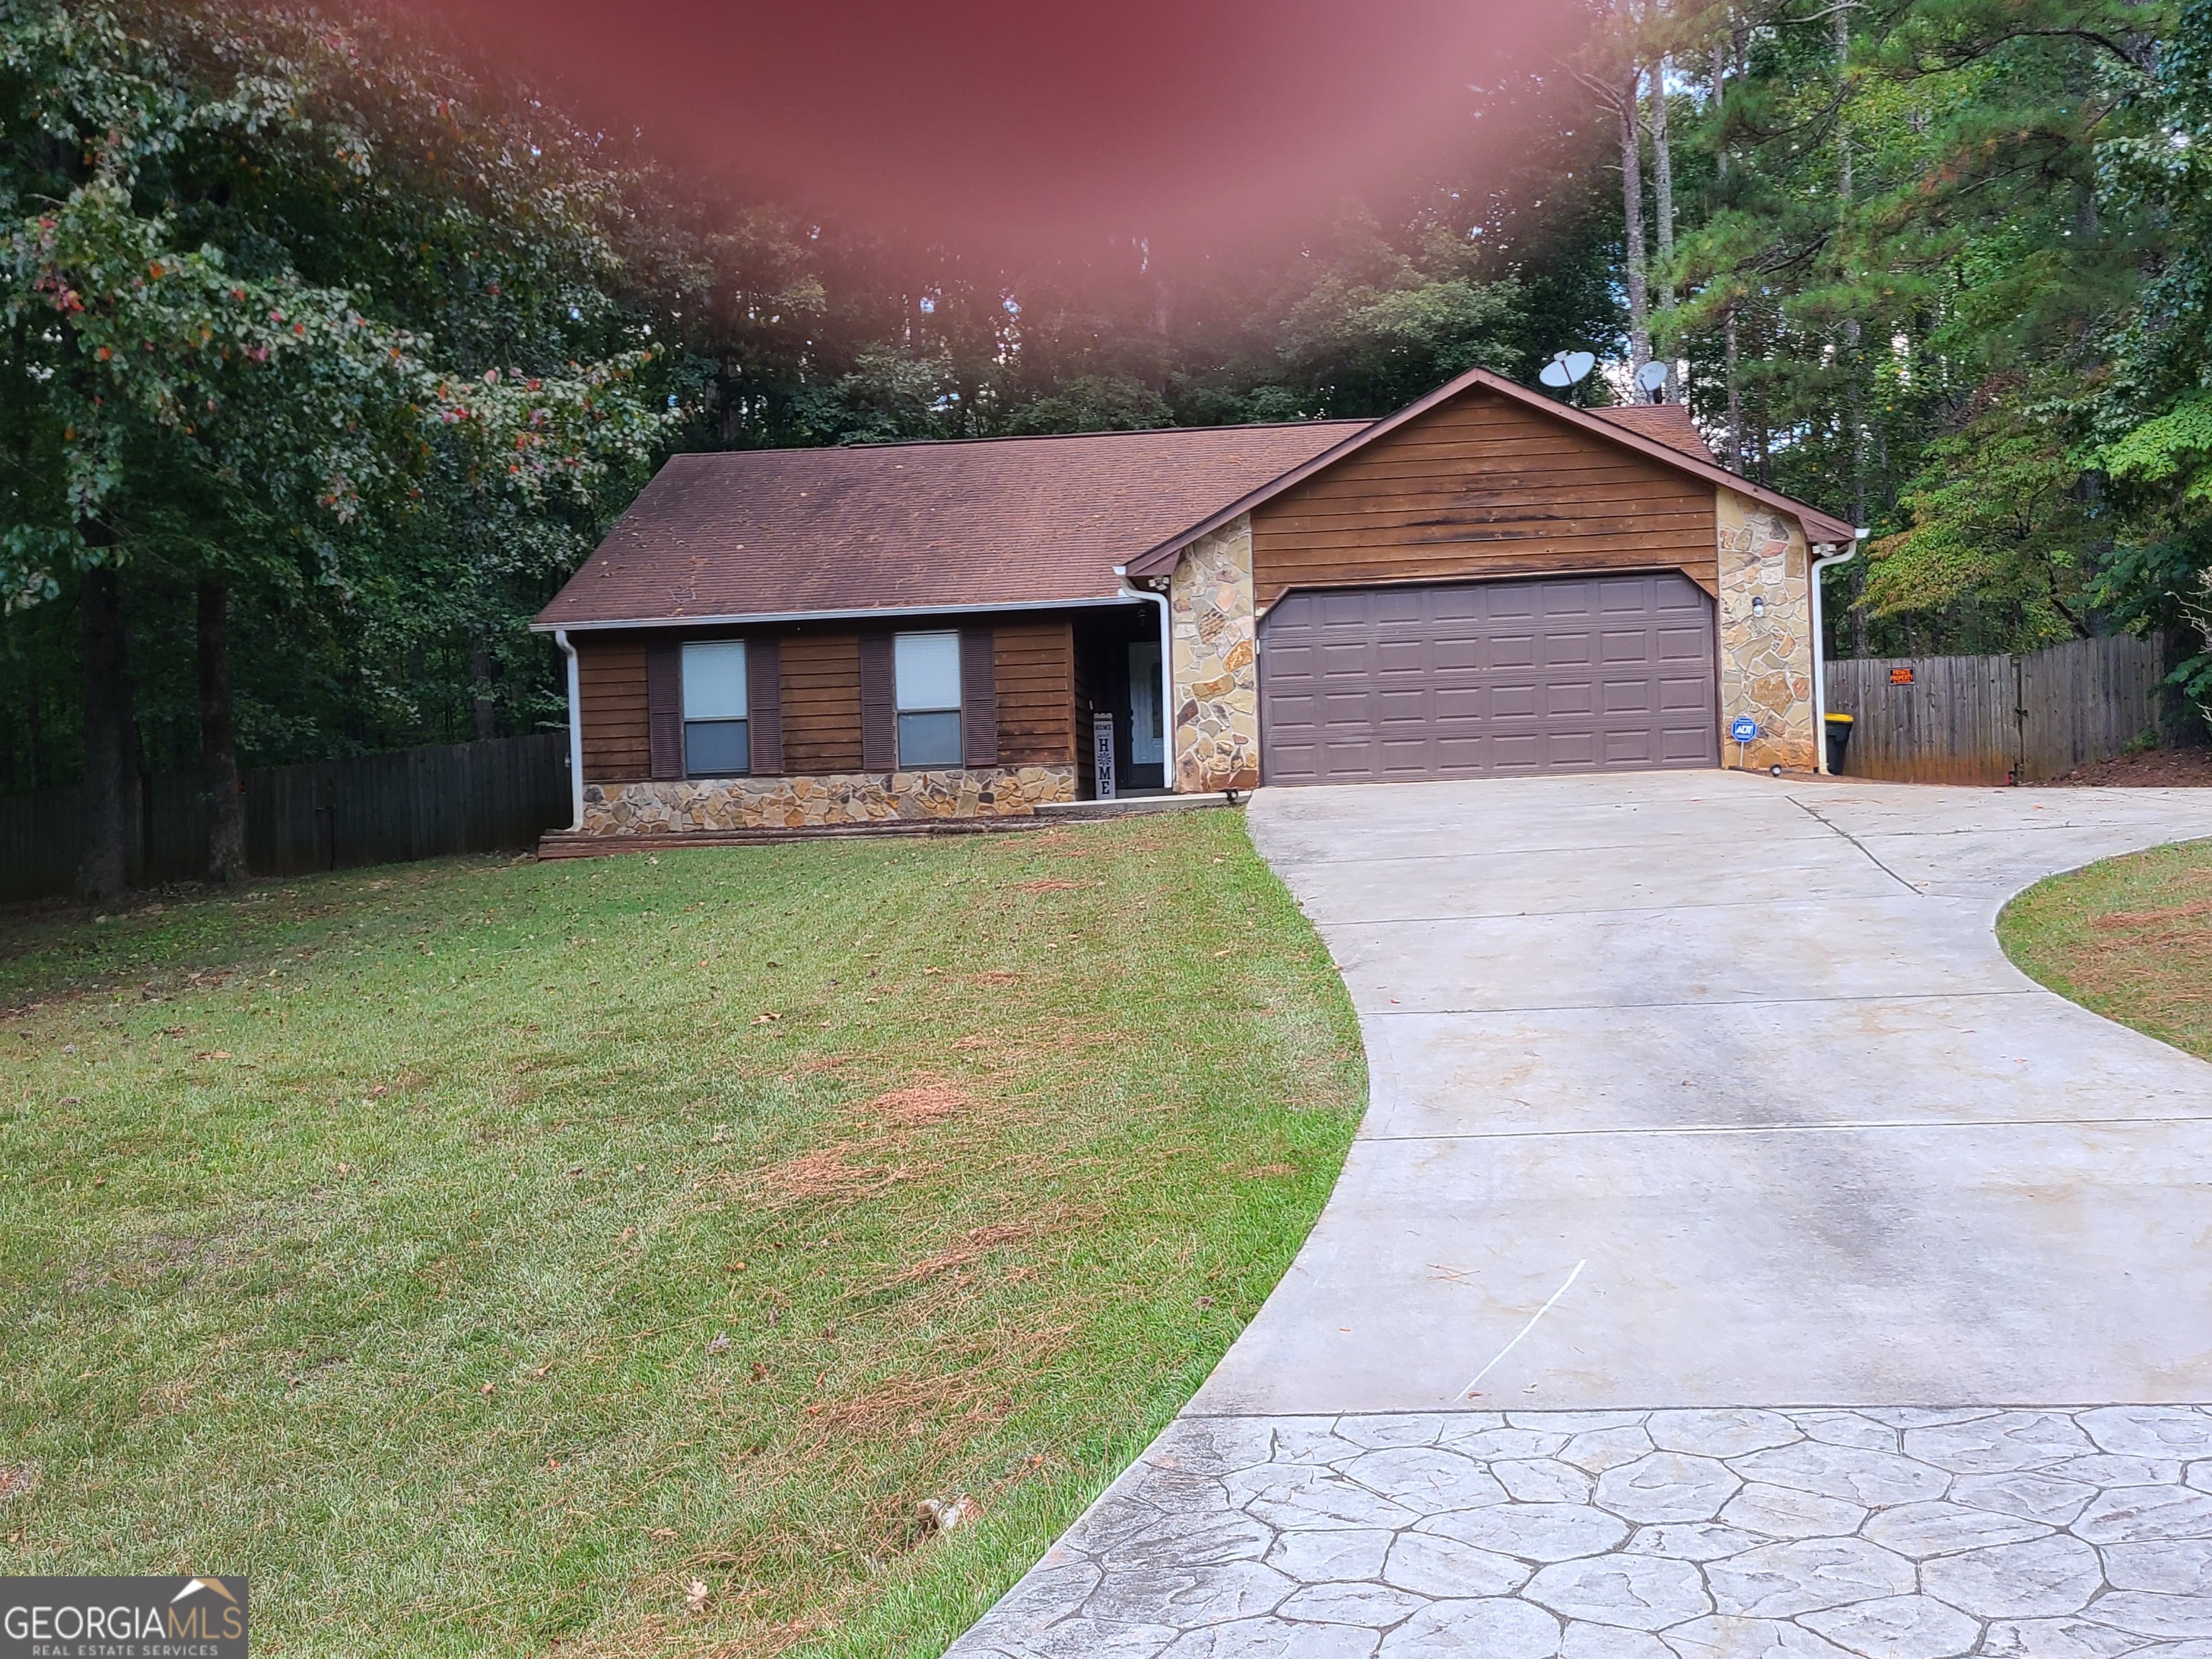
[1115,567,1176,793]
[554,627,585,830]
[1809,529,1870,774]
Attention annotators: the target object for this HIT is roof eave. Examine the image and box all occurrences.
[529,593,1146,634]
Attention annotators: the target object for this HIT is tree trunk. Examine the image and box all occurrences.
[1834,1,1856,221]
[25,675,42,790]
[1714,34,1740,465]
[1711,39,1729,186]
[77,563,134,902]
[1618,66,1651,374]
[2064,60,2099,240]
[468,639,500,742]
[1837,0,1869,656]
[198,580,248,884]
[1652,55,1678,399]
[1725,304,1743,469]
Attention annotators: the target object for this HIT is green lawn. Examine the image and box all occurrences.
[0,811,1364,1658]
[1999,837,2212,1064]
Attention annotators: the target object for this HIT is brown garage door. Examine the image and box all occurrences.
[1257,572,1719,784]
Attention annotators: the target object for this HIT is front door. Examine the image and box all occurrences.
[1125,639,1165,790]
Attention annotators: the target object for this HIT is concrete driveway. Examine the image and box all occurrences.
[952,772,2212,1659]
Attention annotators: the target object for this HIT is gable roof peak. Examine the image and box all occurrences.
[1125,364,1856,575]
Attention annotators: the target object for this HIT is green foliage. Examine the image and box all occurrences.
[2101,392,2212,500]
[1868,401,2095,649]
[2087,0,2212,711]
[0,0,682,776]
[1632,0,2212,675]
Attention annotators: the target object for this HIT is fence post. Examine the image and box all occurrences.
[2010,654,2025,786]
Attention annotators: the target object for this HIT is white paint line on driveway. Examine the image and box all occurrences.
[1461,1256,1586,1397]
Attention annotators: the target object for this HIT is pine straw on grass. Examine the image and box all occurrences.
[2000,837,2212,1058]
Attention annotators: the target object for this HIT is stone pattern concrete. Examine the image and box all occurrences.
[955,1406,2212,1659]
[1170,513,1262,793]
[1717,487,1818,773]
[579,765,1075,832]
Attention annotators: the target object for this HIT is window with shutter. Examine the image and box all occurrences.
[680,641,750,775]
[893,632,963,768]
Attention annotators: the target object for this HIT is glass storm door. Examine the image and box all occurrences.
[1128,639,1164,768]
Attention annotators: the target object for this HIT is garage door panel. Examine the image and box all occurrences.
[1601,630,1660,665]
[1545,675,1597,714]
[1258,572,1719,784]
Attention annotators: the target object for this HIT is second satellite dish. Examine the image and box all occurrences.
[1635,359,1671,397]
[1539,350,1596,389]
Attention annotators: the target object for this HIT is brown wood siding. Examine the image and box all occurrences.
[781,633,866,775]
[1250,386,1719,608]
[578,639,649,783]
[994,621,1076,767]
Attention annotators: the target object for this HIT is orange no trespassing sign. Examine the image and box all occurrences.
[1889,667,1915,685]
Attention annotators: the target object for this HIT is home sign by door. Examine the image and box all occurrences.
[1094,719,1117,801]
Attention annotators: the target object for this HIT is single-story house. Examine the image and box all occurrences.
[531,364,1858,835]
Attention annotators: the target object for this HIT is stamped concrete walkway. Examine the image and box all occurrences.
[950,773,2212,1659]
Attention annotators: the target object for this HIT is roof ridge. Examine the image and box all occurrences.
[664,417,1372,460]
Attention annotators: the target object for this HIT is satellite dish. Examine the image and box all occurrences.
[1539,350,1596,390]
[1635,360,1671,397]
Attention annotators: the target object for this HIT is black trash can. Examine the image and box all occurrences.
[1825,712,1855,774]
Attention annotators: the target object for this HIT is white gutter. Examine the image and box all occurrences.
[1809,529,1870,774]
[530,593,1145,634]
[553,627,585,830]
[1114,566,1177,794]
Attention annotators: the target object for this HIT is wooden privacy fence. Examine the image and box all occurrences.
[1825,633,2183,785]
[0,732,571,903]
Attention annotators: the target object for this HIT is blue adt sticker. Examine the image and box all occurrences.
[1730,716,1759,743]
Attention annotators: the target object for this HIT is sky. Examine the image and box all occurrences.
[403,0,1584,256]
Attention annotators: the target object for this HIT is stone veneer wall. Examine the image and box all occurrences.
[1717,487,1819,772]
[1169,513,1262,793]
[580,765,1076,834]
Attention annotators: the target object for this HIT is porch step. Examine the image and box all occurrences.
[534,793,1235,861]
[1032,793,1239,819]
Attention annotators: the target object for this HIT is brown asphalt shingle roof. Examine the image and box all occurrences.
[1589,403,1719,464]
[535,421,1365,629]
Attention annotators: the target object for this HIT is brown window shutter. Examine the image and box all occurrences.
[747,636,783,775]
[858,631,896,771]
[961,627,997,768]
[646,639,683,780]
